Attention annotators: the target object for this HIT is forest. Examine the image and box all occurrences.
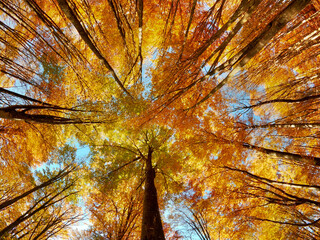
[0,0,320,239]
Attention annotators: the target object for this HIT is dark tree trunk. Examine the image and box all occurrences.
[140,147,165,240]
[0,105,98,124]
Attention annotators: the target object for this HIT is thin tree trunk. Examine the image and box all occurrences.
[241,142,320,166]
[140,147,165,240]
[223,166,320,190]
[245,122,320,129]
[204,130,320,166]
[244,93,320,109]
[0,165,74,210]
[0,105,99,124]
[0,87,53,106]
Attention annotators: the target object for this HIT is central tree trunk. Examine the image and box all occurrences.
[140,147,165,240]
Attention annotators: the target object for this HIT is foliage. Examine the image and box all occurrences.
[1,0,320,239]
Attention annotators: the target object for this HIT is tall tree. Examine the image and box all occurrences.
[86,126,187,239]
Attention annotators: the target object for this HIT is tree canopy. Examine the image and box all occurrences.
[1,0,320,239]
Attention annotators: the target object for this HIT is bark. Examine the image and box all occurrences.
[140,147,165,240]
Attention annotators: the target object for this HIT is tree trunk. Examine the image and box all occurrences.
[246,122,320,129]
[0,105,97,124]
[140,147,165,240]
[243,93,320,109]
[241,142,320,166]
[192,0,311,108]
[204,130,320,166]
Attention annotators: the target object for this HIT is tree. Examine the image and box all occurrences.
[1,0,320,239]
[85,126,188,239]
